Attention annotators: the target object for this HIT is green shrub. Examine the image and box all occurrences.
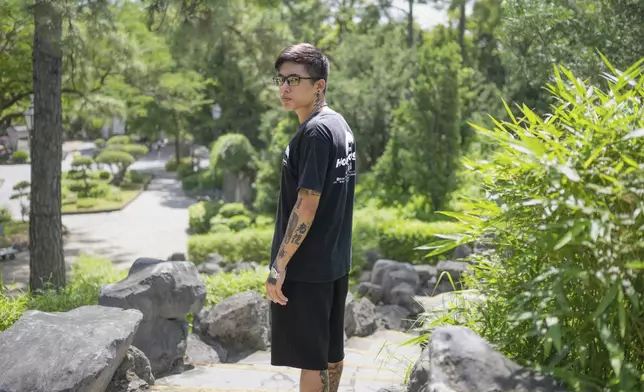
[188,200,224,234]
[201,269,267,307]
[11,150,28,163]
[210,133,257,174]
[227,215,252,231]
[188,228,273,264]
[378,219,463,263]
[254,215,274,229]
[420,59,644,391]
[94,138,105,147]
[106,135,131,145]
[0,207,11,222]
[165,157,192,172]
[86,183,111,199]
[176,161,195,179]
[218,202,250,218]
[1,256,126,331]
[181,173,201,191]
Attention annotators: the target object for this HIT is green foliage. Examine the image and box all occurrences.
[201,269,267,307]
[0,206,12,222]
[67,155,95,197]
[254,114,298,214]
[106,143,149,160]
[187,228,273,264]
[106,135,131,145]
[218,203,250,219]
[210,133,258,175]
[1,256,127,331]
[421,59,644,391]
[371,41,462,211]
[96,150,135,184]
[11,151,28,163]
[188,200,224,234]
[165,157,191,172]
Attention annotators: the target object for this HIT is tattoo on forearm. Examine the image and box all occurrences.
[319,370,329,392]
[277,248,286,258]
[328,362,343,392]
[284,211,300,243]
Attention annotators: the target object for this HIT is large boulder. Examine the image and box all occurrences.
[99,258,207,376]
[344,297,378,338]
[0,305,142,392]
[198,291,270,362]
[407,326,568,392]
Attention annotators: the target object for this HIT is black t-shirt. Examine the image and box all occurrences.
[270,108,356,283]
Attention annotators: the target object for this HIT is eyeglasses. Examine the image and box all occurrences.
[273,75,316,87]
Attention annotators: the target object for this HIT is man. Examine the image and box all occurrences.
[265,43,356,392]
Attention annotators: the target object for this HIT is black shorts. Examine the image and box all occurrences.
[270,274,349,371]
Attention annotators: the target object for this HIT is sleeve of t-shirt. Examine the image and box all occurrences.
[297,127,331,194]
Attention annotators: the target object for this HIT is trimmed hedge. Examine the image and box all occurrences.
[187,228,273,264]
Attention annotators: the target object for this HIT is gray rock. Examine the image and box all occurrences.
[390,282,423,315]
[186,334,226,364]
[356,282,383,304]
[359,270,372,283]
[436,260,470,286]
[407,346,430,392]
[167,252,187,261]
[344,297,378,338]
[413,264,438,288]
[107,346,154,392]
[204,252,226,266]
[197,262,223,275]
[99,260,206,376]
[375,304,411,331]
[0,306,142,392]
[128,257,164,275]
[226,261,259,273]
[100,260,206,321]
[198,291,271,357]
[427,326,567,392]
[453,244,473,261]
[381,263,420,304]
[370,259,399,286]
[132,317,188,376]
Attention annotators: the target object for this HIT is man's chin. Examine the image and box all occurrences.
[280,100,297,110]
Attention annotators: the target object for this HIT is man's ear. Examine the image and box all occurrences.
[316,79,326,92]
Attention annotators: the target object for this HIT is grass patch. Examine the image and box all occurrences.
[61,189,141,214]
[0,255,127,331]
[0,220,29,248]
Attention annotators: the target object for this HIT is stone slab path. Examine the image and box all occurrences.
[153,330,421,392]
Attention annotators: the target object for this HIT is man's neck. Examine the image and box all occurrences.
[296,99,327,124]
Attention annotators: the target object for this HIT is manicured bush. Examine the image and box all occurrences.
[218,202,250,218]
[11,150,28,163]
[105,135,131,145]
[188,200,224,234]
[419,59,644,391]
[187,228,273,264]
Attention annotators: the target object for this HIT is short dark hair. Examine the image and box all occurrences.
[275,43,330,93]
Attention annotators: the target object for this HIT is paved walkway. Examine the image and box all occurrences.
[0,148,196,291]
[154,330,420,392]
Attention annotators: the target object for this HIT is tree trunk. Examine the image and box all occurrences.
[30,0,65,291]
[175,134,181,160]
[458,0,467,64]
[407,0,414,47]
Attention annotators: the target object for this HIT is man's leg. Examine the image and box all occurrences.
[328,361,343,392]
[300,369,329,392]
[270,279,334,391]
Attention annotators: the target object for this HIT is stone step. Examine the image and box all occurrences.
[153,330,421,392]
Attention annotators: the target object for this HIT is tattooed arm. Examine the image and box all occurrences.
[273,188,322,272]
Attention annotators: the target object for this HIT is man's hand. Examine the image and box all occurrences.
[266,266,288,305]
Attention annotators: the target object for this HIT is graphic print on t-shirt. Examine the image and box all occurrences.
[333,128,356,184]
[282,144,290,166]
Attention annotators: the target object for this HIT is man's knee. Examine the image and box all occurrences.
[300,368,329,392]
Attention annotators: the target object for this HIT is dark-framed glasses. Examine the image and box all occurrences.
[273,75,316,87]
